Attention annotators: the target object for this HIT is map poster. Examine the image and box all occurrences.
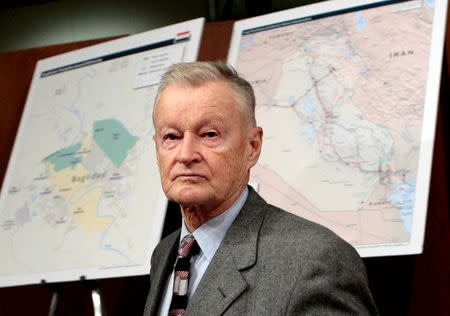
[0,18,204,287]
[228,0,447,257]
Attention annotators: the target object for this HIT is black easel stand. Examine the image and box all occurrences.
[41,277,105,316]
[80,276,105,316]
[40,280,63,316]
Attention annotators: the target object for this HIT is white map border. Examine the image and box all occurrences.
[227,0,448,257]
[0,18,204,287]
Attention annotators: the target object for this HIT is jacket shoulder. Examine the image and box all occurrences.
[151,229,180,267]
[264,203,359,258]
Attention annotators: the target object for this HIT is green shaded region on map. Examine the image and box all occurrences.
[42,143,82,171]
[93,119,139,168]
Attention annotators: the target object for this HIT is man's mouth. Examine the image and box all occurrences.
[173,173,206,181]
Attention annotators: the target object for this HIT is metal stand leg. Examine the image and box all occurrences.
[48,291,58,316]
[42,280,62,316]
[91,288,104,316]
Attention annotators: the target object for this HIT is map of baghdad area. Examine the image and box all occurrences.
[0,42,183,279]
[235,2,434,249]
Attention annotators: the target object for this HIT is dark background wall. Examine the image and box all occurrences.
[0,0,324,53]
[0,8,449,316]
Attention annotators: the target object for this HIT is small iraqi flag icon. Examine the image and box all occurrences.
[175,31,191,42]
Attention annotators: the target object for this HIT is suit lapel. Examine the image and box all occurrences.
[185,187,267,315]
[145,230,180,316]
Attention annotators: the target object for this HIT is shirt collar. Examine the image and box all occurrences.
[180,187,248,261]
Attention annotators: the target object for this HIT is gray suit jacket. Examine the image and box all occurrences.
[144,187,378,315]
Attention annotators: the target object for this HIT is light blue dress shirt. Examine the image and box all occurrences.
[157,187,249,316]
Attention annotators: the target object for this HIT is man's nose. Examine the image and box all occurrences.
[176,132,201,164]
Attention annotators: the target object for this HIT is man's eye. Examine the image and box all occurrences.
[165,134,177,140]
[204,131,217,138]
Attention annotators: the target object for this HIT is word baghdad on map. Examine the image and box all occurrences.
[0,18,204,287]
[228,0,447,257]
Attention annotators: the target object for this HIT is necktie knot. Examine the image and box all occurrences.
[178,235,197,258]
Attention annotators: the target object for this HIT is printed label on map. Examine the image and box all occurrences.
[134,45,184,88]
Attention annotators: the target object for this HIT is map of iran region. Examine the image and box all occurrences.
[234,1,435,250]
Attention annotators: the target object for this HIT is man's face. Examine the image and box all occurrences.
[153,80,261,213]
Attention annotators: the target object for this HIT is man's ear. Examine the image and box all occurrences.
[247,126,263,169]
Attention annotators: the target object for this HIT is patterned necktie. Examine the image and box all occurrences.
[168,234,199,316]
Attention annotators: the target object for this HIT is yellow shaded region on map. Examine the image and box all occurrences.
[47,161,112,233]
[78,138,93,158]
[48,163,89,200]
[71,186,113,233]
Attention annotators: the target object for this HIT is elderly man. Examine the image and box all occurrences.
[144,61,378,316]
